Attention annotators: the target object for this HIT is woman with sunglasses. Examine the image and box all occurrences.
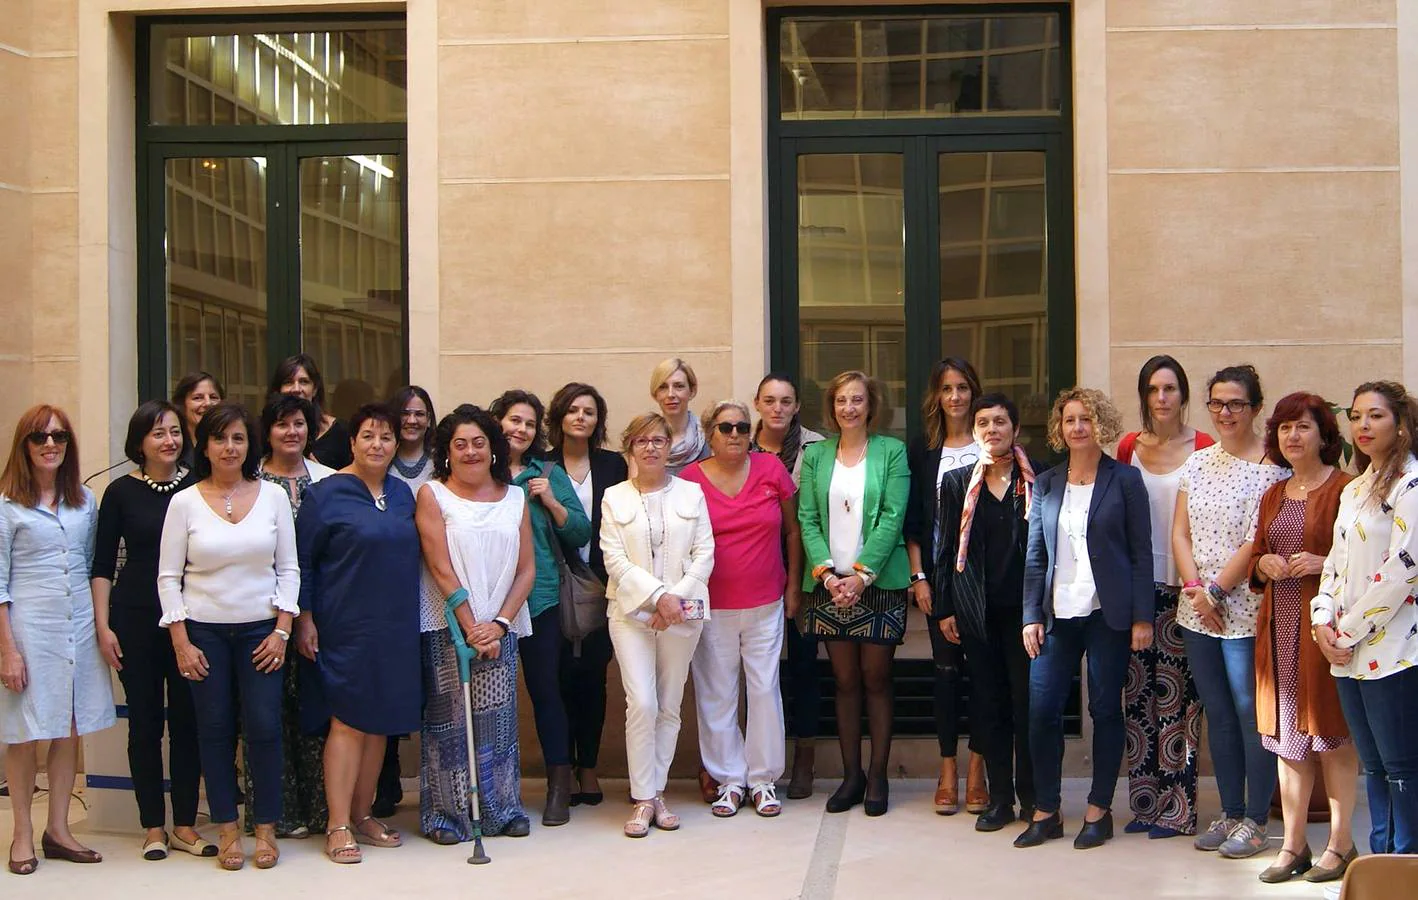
[1174,365,1287,859]
[681,401,800,818]
[1,407,113,876]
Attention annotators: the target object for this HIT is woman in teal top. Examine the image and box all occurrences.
[798,371,911,819]
[490,390,591,828]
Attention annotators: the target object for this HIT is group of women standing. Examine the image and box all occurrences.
[2,348,1416,882]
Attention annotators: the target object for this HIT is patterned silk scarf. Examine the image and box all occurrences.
[955,444,1036,573]
[666,414,708,471]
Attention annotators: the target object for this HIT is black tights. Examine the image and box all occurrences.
[826,640,896,795]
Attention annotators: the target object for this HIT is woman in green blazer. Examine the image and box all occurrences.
[797,370,911,817]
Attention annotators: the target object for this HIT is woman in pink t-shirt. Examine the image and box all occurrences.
[681,400,801,818]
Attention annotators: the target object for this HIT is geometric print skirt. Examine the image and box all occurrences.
[419,629,526,839]
[803,584,908,645]
[1123,586,1202,835]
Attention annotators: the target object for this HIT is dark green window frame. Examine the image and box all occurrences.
[134,14,409,402]
[767,3,1076,443]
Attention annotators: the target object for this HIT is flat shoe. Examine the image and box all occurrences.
[651,796,680,831]
[624,801,654,839]
[427,829,460,846]
[500,816,531,838]
[1073,811,1114,850]
[40,833,102,864]
[1014,812,1064,848]
[1304,845,1357,883]
[1259,845,1312,884]
[143,832,169,861]
[325,826,362,865]
[170,832,218,858]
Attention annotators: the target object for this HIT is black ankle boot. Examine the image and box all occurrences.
[863,774,889,817]
[1014,811,1064,848]
[825,771,866,814]
[543,765,572,827]
[975,801,1017,833]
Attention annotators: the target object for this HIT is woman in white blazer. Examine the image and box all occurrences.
[600,412,714,839]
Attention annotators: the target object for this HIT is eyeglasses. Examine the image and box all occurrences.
[1205,399,1256,415]
[401,409,428,420]
[714,421,751,436]
[631,436,670,449]
[26,430,70,446]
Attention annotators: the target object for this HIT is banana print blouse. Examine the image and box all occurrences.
[1311,455,1418,680]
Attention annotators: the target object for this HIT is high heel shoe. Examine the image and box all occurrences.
[1014,811,1064,848]
[863,775,889,817]
[40,833,102,864]
[825,771,866,814]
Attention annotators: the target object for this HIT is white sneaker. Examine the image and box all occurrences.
[1322,884,1341,900]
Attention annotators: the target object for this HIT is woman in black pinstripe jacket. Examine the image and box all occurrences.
[932,392,1039,834]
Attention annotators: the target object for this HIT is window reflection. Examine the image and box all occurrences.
[780,14,1061,120]
[151,26,407,126]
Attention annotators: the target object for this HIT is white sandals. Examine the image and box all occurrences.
[712,783,745,818]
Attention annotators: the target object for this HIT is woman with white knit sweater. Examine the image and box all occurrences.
[157,402,299,871]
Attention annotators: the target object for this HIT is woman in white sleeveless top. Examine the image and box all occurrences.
[415,406,535,843]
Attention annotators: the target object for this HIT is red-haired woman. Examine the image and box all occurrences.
[1,406,115,875]
[1248,392,1357,884]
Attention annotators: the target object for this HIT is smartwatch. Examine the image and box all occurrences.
[909,572,928,585]
[492,616,513,635]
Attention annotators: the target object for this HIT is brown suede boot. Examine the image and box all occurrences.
[787,741,815,799]
[543,764,573,826]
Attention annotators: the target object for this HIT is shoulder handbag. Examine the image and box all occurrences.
[542,488,608,647]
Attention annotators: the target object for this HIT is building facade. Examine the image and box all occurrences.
[1,0,1413,820]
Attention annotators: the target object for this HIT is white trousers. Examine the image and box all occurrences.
[609,615,704,801]
[692,600,786,789]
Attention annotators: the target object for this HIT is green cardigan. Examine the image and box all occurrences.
[514,459,592,618]
[797,433,911,592]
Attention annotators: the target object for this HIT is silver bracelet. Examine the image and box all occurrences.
[273,627,290,642]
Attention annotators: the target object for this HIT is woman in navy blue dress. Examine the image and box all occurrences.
[295,404,420,864]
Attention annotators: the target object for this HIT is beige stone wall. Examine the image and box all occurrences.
[1102,2,1406,427]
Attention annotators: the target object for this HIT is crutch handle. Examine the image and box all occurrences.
[444,603,478,684]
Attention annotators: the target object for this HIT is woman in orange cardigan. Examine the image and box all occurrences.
[1247,392,1358,885]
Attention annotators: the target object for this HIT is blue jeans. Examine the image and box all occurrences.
[1335,667,1418,854]
[1028,610,1132,814]
[185,619,285,825]
[1182,630,1275,823]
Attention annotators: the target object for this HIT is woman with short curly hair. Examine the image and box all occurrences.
[1016,387,1154,850]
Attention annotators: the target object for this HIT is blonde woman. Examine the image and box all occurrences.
[650,358,711,476]
[601,413,714,838]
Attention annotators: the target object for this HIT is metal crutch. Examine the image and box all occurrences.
[445,603,491,865]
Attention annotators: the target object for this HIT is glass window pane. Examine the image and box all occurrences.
[150,25,407,126]
[939,150,1049,449]
[165,157,268,410]
[781,13,1060,120]
[299,154,406,407]
[798,153,906,437]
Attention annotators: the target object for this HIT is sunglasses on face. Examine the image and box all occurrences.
[714,421,751,436]
[27,430,70,447]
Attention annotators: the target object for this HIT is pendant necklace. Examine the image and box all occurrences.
[838,440,867,512]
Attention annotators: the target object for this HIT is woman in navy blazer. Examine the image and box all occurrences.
[1017,388,1155,851]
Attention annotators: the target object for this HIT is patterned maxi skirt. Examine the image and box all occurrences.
[803,584,907,645]
[420,628,525,839]
[1123,586,1202,834]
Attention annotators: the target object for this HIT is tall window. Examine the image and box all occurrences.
[770,7,1072,451]
[138,18,408,412]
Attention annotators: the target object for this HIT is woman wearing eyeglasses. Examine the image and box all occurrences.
[1173,365,1287,859]
[1,407,113,876]
[798,371,911,817]
[602,413,714,838]
[681,401,799,818]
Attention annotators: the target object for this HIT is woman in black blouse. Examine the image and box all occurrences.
[546,382,628,806]
[270,354,351,470]
[91,401,211,860]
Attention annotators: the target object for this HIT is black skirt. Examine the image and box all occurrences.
[803,583,907,645]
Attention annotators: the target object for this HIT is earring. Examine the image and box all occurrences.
[492,453,498,464]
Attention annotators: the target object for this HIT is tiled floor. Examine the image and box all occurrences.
[1,778,1371,899]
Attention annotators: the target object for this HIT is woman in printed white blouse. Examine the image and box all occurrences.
[1312,381,1418,857]
[157,402,300,871]
[1172,365,1287,859]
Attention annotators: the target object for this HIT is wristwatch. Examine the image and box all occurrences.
[909,572,928,585]
[492,616,513,634]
